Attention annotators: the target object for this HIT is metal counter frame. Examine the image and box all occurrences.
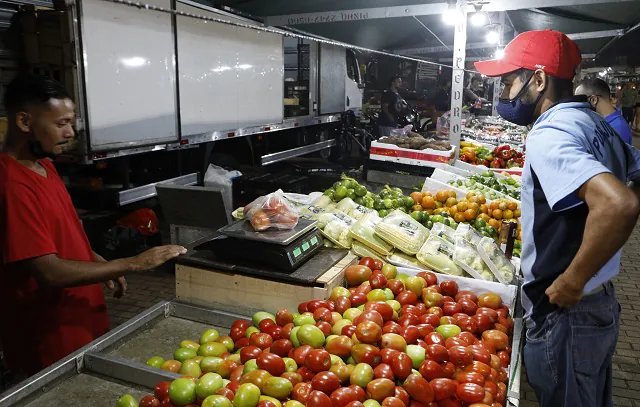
[0,298,525,406]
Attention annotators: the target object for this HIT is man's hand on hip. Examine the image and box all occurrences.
[545,272,585,308]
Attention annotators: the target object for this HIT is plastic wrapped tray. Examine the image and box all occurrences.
[430,222,457,245]
[455,223,483,247]
[374,210,429,255]
[478,237,517,284]
[317,212,356,249]
[416,235,464,276]
[387,252,423,270]
[351,240,387,262]
[349,213,394,256]
[453,236,496,282]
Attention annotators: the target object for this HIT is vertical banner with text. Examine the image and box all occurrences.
[449,0,467,149]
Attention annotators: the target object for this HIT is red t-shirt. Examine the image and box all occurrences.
[0,153,109,376]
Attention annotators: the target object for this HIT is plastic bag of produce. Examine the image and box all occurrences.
[351,240,387,262]
[430,223,456,245]
[349,213,394,256]
[453,237,496,282]
[299,195,334,220]
[455,223,483,246]
[375,210,429,255]
[244,190,299,231]
[317,212,356,249]
[477,237,517,284]
[335,198,375,220]
[387,252,423,270]
[416,235,464,276]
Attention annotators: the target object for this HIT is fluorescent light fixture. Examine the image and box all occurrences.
[237,64,253,70]
[495,48,505,59]
[470,12,487,27]
[443,8,462,25]
[120,57,147,68]
[486,30,500,44]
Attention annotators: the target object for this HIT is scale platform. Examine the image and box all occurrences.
[218,218,317,245]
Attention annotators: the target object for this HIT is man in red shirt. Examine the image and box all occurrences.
[0,74,187,376]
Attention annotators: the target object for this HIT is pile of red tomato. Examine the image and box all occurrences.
[124,257,514,407]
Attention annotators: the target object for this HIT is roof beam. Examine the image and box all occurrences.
[264,0,630,26]
[438,53,597,62]
[394,30,624,55]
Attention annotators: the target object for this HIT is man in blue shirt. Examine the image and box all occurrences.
[576,78,633,144]
[476,29,640,407]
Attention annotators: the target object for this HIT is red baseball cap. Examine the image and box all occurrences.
[474,29,582,80]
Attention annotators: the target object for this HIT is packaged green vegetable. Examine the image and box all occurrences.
[387,252,423,270]
[374,210,429,255]
[416,235,464,276]
[351,240,387,262]
[320,217,354,249]
[453,237,496,282]
[455,223,483,247]
[349,213,394,256]
[316,211,356,230]
[430,223,457,245]
[477,237,517,284]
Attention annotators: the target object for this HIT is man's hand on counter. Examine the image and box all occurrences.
[125,245,188,273]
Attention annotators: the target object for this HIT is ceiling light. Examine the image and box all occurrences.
[470,12,487,27]
[443,8,462,25]
[486,30,500,44]
[495,48,505,59]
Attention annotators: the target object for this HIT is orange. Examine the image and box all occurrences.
[447,190,457,199]
[454,212,466,223]
[412,204,423,212]
[477,195,486,204]
[513,209,521,218]
[436,190,448,202]
[498,202,508,211]
[469,196,479,204]
[449,206,458,215]
[446,197,458,208]
[466,192,476,200]
[480,204,489,214]
[492,209,503,220]
[503,209,514,220]
[490,202,499,211]
[423,191,433,197]
[410,192,424,204]
[489,219,500,229]
[507,201,518,211]
[457,202,468,212]
[480,213,491,222]
[426,209,434,215]
[435,201,443,209]
[470,202,480,213]
[422,196,436,210]
[464,209,476,221]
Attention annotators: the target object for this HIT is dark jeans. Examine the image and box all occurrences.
[524,282,620,407]
[622,107,634,124]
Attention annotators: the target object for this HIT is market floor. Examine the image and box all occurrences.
[105,224,640,407]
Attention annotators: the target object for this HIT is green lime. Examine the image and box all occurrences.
[486,225,497,236]
[410,211,422,222]
[354,196,364,205]
[426,220,434,229]
[346,189,356,200]
[335,186,348,200]
[395,198,404,208]
[383,199,393,209]
[378,209,389,217]
[404,196,415,208]
[474,218,487,229]
[324,190,334,200]
[355,185,368,197]
[392,187,403,195]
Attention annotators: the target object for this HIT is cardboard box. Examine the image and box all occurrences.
[369,141,457,168]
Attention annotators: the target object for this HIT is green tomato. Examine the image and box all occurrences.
[283,357,298,372]
[297,325,325,348]
[197,373,224,400]
[289,326,301,347]
[383,288,394,301]
[386,300,401,312]
[347,189,356,200]
[146,356,164,368]
[252,311,275,327]
[243,359,258,374]
[202,395,232,407]
[293,313,316,326]
[367,289,387,302]
[198,342,227,357]
[436,324,462,339]
[179,359,202,377]
[200,329,220,344]
[200,356,224,373]
[404,196,415,208]
[355,185,368,197]
[116,394,138,407]
[378,209,389,218]
[350,363,374,388]
[233,383,261,407]
[245,326,260,338]
[363,400,382,407]
[262,377,293,400]
[406,344,426,369]
[169,378,197,407]
[335,186,348,200]
[174,348,197,363]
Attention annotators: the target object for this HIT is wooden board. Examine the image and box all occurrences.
[175,253,356,315]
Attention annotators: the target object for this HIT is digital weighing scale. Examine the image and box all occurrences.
[187,218,324,272]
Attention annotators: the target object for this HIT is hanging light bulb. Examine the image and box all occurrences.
[495,48,505,59]
[486,30,500,44]
[470,12,487,27]
[443,8,462,25]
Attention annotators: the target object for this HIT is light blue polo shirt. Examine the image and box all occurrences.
[520,99,640,323]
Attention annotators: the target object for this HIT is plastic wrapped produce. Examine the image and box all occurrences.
[336,197,375,220]
[245,191,299,231]
[387,252,423,270]
[351,240,387,262]
[417,235,464,276]
[320,216,355,249]
[453,237,496,282]
[477,237,517,284]
[374,210,429,255]
[430,223,456,245]
[349,213,394,256]
[455,223,483,246]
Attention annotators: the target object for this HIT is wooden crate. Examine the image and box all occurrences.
[176,253,357,316]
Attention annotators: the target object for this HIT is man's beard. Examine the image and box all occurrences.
[28,140,56,160]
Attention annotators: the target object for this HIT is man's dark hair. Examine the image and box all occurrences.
[579,77,611,97]
[389,75,402,87]
[517,69,574,99]
[4,74,71,114]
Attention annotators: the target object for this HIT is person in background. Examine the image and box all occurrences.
[434,77,452,112]
[621,83,637,125]
[476,29,640,407]
[0,74,187,377]
[463,74,488,105]
[576,78,633,144]
[377,75,404,138]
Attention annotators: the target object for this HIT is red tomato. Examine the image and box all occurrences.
[456,371,485,386]
[474,314,494,333]
[240,346,263,364]
[313,307,332,323]
[448,346,473,367]
[427,307,444,318]
[381,348,400,365]
[456,383,486,403]
[351,344,382,367]
[346,265,373,287]
[345,402,365,407]
[439,280,459,297]
[230,326,247,342]
[464,361,492,378]
[403,374,435,404]
[419,360,445,381]
[159,398,175,407]
[140,396,160,407]
[305,349,332,373]
[427,344,449,363]
[293,345,313,366]
[387,280,405,296]
[316,321,332,337]
[438,398,462,407]
[349,384,367,401]
[350,293,367,307]
[330,387,360,407]
[275,308,293,326]
[326,336,354,358]
[297,366,316,382]
[421,314,440,327]
[458,298,479,316]
[442,302,463,316]
[282,371,303,386]
[399,314,420,328]
[366,378,396,401]
[154,382,170,400]
[249,333,273,350]
[455,291,478,303]
[497,351,511,368]
[441,362,456,378]
[418,271,438,286]
[476,307,499,323]
[342,324,357,337]
[374,363,396,380]
[425,332,445,346]
[482,330,509,351]
[311,371,341,394]
[469,344,492,365]
[336,297,351,313]
[356,321,383,344]
[430,378,458,401]
[292,382,313,404]
[216,387,234,402]
[355,310,385,327]
[391,352,413,380]
[383,321,402,335]
[381,397,406,407]
[366,302,394,322]
[394,386,410,406]
[270,339,293,358]
[256,353,286,376]
[306,390,333,407]
[359,257,376,269]
[399,326,420,344]
[396,290,418,306]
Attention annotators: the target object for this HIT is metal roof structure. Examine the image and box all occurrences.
[216,0,640,66]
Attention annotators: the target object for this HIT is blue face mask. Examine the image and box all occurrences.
[497,74,545,126]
